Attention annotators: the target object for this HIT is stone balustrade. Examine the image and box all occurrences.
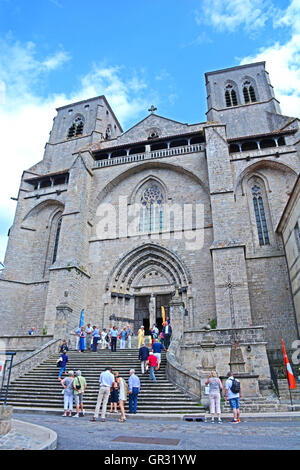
[93,144,204,168]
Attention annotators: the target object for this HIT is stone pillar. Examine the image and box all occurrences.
[149,294,156,329]
[54,302,73,341]
[169,287,185,342]
[0,405,13,436]
[204,124,253,328]
[198,329,217,408]
[43,152,93,335]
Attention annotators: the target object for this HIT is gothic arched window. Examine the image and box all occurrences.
[139,184,164,233]
[225,84,238,107]
[243,80,257,103]
[252,185,269,246]
[52,217,62,263]
[67,115,85,138]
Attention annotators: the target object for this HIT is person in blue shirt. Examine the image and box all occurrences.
[92,326,100,352]
[128,369,141,414]
[120,328,128,349]
[110,326,119,352]
[58,352,68,379]
[138,343,149,374]
[152,339,166,370]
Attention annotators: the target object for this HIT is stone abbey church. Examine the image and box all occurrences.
[1,62,299,395]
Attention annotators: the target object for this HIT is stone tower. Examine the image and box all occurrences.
[205,61,282,138]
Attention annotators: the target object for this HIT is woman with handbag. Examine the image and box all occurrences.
[205,371,223,423]
[61,370,75,417]
[118,375,128,422]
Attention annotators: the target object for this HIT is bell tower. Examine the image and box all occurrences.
[205,61,282,138]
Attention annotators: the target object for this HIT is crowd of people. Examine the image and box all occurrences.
[56,318,242,423]
[73,320,172,353]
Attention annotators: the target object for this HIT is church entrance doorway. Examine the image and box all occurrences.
[134,293,172,335]
[134,295,150,334]
[155,294,171,331]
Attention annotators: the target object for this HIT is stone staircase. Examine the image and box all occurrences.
[222,396,285,414]
[3,349,203,414]
[277,379,300,407]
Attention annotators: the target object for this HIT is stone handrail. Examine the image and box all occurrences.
[8,338,61,382]
[0,335,53,352]
[165,338,201,402]
[93,144,204,168]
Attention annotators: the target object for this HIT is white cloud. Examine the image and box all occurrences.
[195,0,274,33]
[240,0,300,117]
[0,38,152,261]
[196,0,300,118]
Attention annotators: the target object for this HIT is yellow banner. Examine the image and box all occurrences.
[161,306,165,325]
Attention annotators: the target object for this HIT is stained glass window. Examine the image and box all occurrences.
[52,217,62,263]
[252,185,269,246]
[139,184,164,233]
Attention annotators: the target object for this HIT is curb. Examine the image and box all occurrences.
[0,419,57,450]
[11,407,300,422]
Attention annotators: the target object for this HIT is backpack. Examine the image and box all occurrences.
[230,377,240,394]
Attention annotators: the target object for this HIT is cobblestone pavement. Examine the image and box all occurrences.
[0,429,43,450]
[5,412,300,451]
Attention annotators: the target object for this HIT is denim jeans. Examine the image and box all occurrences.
[58,365,66,378]
[149,366,157,382]
[129,387,139,413]
[111,337,117,351]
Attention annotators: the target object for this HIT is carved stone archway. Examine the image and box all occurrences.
[105,243,192,332]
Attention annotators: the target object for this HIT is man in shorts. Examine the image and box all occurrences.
[73,370,87,417]
[224,371,242,423]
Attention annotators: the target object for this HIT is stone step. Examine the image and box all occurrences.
[4,398,199,412]
[8,386,188,396]
[5,349,201,414]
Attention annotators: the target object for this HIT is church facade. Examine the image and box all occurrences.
[1,62,299,391]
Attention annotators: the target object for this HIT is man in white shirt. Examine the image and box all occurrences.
[85,324,93,350]
[91,367,114,422]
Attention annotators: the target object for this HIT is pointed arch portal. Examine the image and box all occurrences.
[106,243,192,333]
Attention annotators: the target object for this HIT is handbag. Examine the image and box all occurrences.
[75,377,81,390]
[56,358,63,367]
[204,385,210,395]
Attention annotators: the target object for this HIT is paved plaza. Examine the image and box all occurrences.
[2,412,299,451]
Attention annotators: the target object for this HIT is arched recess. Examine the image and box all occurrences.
[129,174,168,205]
[22,199,64,230]
[241,75,259,103]
[235,161,297,249]
[105,243,192,294]
[89,160,209,225]
[224,80,239,107]
[246,174,273,248]
[234,160,297,197]
[21,199,65,278]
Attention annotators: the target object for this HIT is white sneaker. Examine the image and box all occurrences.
[82,410,85,416]
[74,414,79,418]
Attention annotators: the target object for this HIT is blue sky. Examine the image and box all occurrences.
[0,0,299,261]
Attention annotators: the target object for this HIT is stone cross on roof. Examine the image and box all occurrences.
[148,105,157,114]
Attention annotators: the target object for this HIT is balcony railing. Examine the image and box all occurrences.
[93,143,204,169]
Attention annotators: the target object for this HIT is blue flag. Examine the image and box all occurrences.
[79,309,85,328]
